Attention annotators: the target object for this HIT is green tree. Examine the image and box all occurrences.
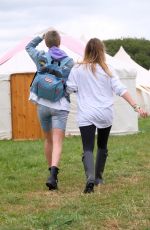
[103,38,150,70]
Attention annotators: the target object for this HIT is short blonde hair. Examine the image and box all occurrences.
[44,30,61,48]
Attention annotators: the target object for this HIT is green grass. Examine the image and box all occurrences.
[0,118,150,230]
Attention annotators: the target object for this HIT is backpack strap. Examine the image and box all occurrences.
[30,71,37,87]
[45,53,71,67]
[60,56,71,66]
[45,53,52,65]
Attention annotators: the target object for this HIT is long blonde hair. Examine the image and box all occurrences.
[81,38,112,77]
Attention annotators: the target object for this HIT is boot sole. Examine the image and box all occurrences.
[46,182,58,190]
[83,182,94,194]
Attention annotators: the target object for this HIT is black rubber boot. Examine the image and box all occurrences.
[46,166,59,190]
[95,149,108,185]
[82,151,95,193]
[84,182,94,194]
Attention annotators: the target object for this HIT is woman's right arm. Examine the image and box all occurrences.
[66,67,78,94]
[111,72,148,118]
[121,91,148,118]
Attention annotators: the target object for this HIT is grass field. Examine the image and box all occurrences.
[0,118,150,230]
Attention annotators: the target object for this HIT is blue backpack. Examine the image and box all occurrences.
[30,53,71,102]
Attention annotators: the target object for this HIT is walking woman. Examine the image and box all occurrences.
[66,38,147,193]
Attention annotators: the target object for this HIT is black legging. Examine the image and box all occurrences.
[79,125,111,152]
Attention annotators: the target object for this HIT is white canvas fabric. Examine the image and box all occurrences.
[0,39,138,139]
[0,74,12,139]
[114,46,150,113]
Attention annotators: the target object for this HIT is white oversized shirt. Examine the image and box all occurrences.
[66,64,127,128]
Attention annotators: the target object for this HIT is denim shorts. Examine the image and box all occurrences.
[37,104,69,132]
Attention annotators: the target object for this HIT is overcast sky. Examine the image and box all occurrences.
[0,0,150,57]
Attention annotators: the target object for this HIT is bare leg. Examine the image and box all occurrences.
[51,128,65,167]
[46,128,65,190]
[43,130,53,167]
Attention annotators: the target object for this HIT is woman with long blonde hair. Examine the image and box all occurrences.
[67,38,147,194]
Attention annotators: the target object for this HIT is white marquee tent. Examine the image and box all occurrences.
[0,35,138,140]
[114,46,150,113]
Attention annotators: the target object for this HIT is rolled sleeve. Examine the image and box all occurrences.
[111,75,127,96]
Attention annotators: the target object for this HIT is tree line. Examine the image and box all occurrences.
[103,38,150,70]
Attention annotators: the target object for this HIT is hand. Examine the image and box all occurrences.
[136,107,148,118]
[38,33,45,39]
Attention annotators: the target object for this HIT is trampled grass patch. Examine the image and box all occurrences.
[0,118,150,229]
